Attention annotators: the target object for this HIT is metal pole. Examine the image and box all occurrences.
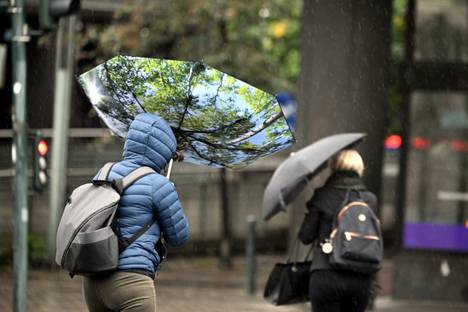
[0,44,6,89]
[10,0,29,310]
[198,182,207,240]
[48,15,76,261]
[39,0,52,29]
[166,158,173,179]
[219,168,232,269]
[246,214,257,295]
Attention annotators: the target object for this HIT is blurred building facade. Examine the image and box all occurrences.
[392,0,468,302]
[296,0,468,303]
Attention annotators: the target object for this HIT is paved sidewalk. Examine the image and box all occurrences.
[1,256,302,312]
[1,256,467,311]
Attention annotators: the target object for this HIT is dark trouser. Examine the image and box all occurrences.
[308,270,371,312]
[82,271,156,312]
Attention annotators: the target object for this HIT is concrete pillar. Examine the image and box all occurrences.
[294,0,392,228]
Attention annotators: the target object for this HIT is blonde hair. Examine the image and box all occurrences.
[331,149,364,176]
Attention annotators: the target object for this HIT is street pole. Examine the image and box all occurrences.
[48,15,76,261]
[10,0,29,311]
[219,168,232,269]
[246,215,257,295]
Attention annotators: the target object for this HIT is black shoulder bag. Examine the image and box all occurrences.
[263,237,313,305]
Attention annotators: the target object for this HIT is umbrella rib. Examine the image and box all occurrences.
[103,60,146,115]
[184,133,264,153]
[226,111,282,145]
[118,56,147,113]
[186,139,225,167]
[188,96,275,141]
[102,62,131,109]
[211,73,224,111]
[184,133,235,150]
[178,64,196,130]
[242,95,274,122]
[179,117,247,135]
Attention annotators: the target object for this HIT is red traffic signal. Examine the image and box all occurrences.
[385,134,402,150]
[37,139,49,156]
[33,133,49,192]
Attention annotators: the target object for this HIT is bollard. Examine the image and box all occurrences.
[246,214,257,295]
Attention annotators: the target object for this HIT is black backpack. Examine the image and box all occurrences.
[321,190,383,274]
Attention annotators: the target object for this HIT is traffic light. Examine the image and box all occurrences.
[48,0,80,21]
[26,0,81,29]
[33,132,49,192]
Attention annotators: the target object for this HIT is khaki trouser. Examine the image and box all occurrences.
[82,271,156,312]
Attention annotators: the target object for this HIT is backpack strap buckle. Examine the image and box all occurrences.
[118,237,131,253]
[111,179,124,194]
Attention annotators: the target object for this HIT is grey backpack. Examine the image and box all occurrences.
[323,190,383,275]
[55,163,155,276]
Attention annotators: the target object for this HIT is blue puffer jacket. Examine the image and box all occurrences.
[97,113,189,276]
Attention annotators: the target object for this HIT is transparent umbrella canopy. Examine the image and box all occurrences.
[78,55,295,169]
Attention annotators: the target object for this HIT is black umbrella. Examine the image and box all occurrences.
[262,133,366,221]
[78,55,295,169]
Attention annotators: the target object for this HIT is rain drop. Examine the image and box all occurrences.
[440,259,451,277]
[13,82,22,95]
[140,27,150,39]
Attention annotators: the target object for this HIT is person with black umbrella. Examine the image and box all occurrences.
[298,149,379,312]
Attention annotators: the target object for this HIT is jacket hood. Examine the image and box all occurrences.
[123,113,177,172]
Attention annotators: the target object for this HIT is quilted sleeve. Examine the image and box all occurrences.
[152,180,189,247]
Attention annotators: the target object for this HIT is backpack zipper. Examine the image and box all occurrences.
[61,203,116,265]
[344,231,380,241]
[337,202,369,220]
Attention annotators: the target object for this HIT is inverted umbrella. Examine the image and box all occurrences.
[262,133,366,221]
[78,55,295,169]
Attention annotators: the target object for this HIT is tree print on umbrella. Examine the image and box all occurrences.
[78,55,295,169]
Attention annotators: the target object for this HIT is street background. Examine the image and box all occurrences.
[2,0,468,311]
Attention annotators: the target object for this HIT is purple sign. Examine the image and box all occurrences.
[404,222,468,252]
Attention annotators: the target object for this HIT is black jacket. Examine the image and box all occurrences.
[298,171,378,271]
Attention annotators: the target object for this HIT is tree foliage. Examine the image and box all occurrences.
[78,0,302,95]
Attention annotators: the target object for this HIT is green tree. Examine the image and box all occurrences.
[78,0,302,96]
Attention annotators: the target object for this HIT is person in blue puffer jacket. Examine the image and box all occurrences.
[82,113,189,312]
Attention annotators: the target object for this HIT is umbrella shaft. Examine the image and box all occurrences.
[166,159,173,179]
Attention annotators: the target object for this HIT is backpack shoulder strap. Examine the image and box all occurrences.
[339,189,351,208]
[94,165,155,194]
[122,167,155,189]
[119,219,159,253]
[95,162,115,181]
[111,166,155,194]
[112,166,159,253]
[333,189,352,226]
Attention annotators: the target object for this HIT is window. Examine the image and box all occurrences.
[404,91,468,251]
